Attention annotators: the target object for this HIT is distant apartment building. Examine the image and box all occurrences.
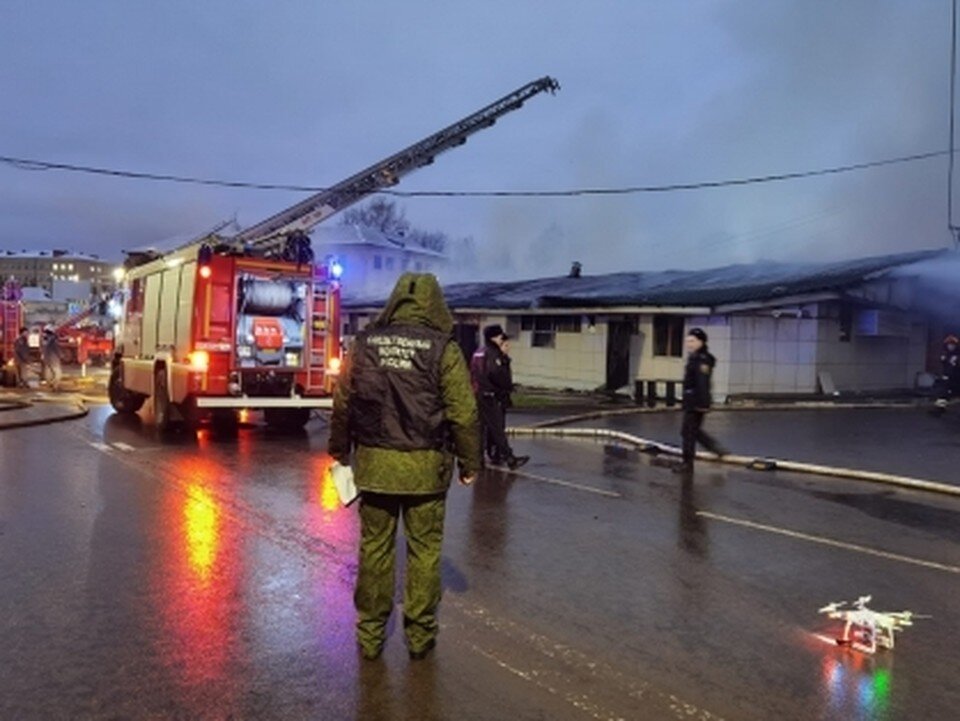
[312,225,447,301]
[0,249,116,298]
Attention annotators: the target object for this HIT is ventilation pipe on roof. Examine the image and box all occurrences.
[569,261,582,278]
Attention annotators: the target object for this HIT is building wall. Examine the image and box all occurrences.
[724,312,820,396]
[723,303,928,396]
[814,310,928,392]
[488,314,607,391]
[0,253,114,295]
[345,297,931,399]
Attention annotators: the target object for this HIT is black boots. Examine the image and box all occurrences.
[507,455,529,470]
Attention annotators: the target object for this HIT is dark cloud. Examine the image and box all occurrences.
[0,1,953,278]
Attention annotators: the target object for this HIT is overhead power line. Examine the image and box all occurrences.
[0,149,949,198]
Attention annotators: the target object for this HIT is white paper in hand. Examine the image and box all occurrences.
[330,462,359,507]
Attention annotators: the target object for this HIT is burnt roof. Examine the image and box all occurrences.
[346,249,950,311]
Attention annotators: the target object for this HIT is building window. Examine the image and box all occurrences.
[520,315,582,348]
[373,255,382,270]
[532,317,555,348]
[653,316,685,357]
[385,256,395,271]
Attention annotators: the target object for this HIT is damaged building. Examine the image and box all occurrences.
[343,249,957,401]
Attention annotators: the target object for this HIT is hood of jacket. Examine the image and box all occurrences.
[374,273,454,334]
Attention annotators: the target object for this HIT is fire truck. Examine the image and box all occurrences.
[1,282,24,386]
[109,77,559,433]
[54,296,115,366]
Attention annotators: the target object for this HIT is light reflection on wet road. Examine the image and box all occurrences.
[0,405,957,720]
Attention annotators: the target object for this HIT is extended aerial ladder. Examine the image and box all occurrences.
[112,77,560,432]
[227,75,560,256]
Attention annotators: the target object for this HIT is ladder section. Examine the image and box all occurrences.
[307,282,330,391]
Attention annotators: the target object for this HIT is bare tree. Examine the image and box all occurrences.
[340,198,410,237]
[341,199,448,254]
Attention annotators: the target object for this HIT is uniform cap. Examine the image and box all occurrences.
[484,324,509,342]
[688,327,708,343]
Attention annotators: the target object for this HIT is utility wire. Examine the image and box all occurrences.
[0,149,949,198]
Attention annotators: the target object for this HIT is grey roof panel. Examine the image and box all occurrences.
[346,249,950,310]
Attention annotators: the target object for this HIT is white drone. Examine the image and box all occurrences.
[818,595,928,654]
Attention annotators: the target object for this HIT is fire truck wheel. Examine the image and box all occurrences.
[154,368,174,433]
[211,410,239,436]
[179,396,203,433]
[109,367,145,414]
[264,408,311,432]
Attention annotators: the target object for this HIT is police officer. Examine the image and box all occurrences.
[329,273,481,661]
[470,324,529,470]
[934,334,960,414]
[675,327,727,474]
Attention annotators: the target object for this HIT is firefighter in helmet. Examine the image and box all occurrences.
[329,273,481,661]
[935,334,960,413]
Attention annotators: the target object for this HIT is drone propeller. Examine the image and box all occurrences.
[818,602,844,614]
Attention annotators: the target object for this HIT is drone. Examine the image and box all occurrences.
[818,595,929,654]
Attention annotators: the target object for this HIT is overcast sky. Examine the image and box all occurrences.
[0,1,954,279]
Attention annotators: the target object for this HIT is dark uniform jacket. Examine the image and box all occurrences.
[470,343,513,401]
[329,273,481,495]
[13,336,30,363]
[682,349,715,411]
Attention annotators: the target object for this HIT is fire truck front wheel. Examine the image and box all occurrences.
[109,366,146,414]
[264,407,311,432]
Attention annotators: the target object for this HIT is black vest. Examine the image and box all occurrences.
[349,323,449,451]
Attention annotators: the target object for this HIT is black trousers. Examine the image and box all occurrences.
[478,394,512,462]
[681,410,721,464]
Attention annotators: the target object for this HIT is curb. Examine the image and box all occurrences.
[0,397,89,430]
[0,399,31,412]
[508,425,960,498]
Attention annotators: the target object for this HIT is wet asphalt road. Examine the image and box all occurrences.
[1,406,958,720]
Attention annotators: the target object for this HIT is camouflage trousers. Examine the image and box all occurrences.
[355,492,447,654]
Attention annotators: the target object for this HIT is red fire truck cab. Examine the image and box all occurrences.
[109,243,341,433]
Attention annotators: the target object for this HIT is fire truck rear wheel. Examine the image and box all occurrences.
[154,368,174,433]
[264,407,311,432]
[109,366,145,414]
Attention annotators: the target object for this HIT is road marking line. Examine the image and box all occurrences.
[89,442,111,452]
[490,467,621,498]
[697,511,960,575]
[111,442,136,452]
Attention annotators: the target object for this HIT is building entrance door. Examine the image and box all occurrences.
[606,320,633,391]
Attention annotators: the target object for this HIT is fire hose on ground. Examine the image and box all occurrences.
[507,425,960,498]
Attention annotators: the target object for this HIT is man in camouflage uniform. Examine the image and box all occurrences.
[329,273,481,661]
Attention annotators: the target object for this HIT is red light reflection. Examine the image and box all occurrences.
[152,456,242,692]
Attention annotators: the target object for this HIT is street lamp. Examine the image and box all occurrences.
[112,267,125,283]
